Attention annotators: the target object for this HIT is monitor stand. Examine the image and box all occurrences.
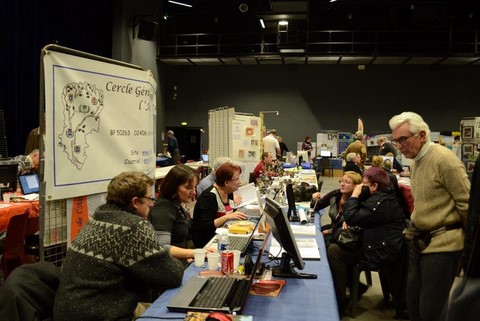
[271,253,317,279]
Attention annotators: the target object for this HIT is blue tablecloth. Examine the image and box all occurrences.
[139,211,339,321]
[156,157,170,167]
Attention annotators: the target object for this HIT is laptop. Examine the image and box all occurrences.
[167,229,270,314]
[204,214,264,255]
[201,154,209,163]
[18,173,40,196]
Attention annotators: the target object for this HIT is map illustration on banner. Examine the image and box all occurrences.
[43,49,156,200]
[58,82,105,170]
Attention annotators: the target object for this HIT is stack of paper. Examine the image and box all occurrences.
[269,237,321,260]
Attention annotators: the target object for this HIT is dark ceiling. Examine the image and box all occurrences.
[154,0,480,65]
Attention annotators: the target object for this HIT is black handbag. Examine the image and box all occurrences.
[335,226,362,249]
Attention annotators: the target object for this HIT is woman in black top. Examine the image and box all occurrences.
[149,164,215,265]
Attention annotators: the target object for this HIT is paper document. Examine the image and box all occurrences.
[270,237,321,260]
[233,183,259,208]
[290,225,317,236]
[21,193,39,201]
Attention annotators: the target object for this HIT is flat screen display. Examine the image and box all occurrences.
[18,173,39,194]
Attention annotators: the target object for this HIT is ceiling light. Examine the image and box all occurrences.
[279,48,305,53]
[260,19,265,29]
[278,20,288,26]
[239,3,248,13]
[330,0,337,2]
[168,0,192,8]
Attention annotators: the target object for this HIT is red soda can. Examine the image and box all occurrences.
[221,251,234,274]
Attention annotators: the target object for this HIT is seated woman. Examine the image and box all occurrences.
[327,166,406,316]
[310,171,362,245]
[192,163,248,248]
[343,152,363,175]
[148,165,216,266]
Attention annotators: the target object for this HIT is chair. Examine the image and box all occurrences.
[24,216,40,261]
[0,261,60,321]
[320,158,334,177]
[349,246,409,319]
[1,210,29,280]
[249,172,256,184]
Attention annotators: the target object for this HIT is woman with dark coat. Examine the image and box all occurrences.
[328,166,406,316]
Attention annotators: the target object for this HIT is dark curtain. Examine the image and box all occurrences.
[0,0,113,157]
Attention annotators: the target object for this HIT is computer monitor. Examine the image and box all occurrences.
[297,150,309,163]
[285,183,298,222]
[0,162,18,199]
[264,197,317,279]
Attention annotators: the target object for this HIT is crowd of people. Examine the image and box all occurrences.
[6,111,477,321]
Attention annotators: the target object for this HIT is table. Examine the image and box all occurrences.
[140,212,339,321]
[155,166,175,180]
[156,157,170,167]
[0,200,40,231]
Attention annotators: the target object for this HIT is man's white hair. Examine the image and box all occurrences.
[212,156,232,171]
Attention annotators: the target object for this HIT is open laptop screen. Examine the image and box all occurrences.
[18,173,39,194]
[320,150,332,157]
[201,154,209,162]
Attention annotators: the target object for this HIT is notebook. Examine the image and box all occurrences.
[168,229,270,314]
[18,173,40,197]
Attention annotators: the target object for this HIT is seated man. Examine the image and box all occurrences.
[253,152,279,180]
[343,153,363,175]
[12,149,40,175]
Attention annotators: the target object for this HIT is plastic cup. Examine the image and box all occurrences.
[231,250,241,270]
[3,193,10,203]
[193,249,206,267]
[207,252,220,271]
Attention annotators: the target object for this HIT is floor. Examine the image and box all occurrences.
[318,175,406,321]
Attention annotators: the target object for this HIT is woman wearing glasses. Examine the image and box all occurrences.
[192,162,247,248]
[149,164,216,266]
[310,171,362,245]
[328,166,406,317]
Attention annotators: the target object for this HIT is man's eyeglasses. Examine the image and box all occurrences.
[139,196,156,203]
[392,133,417,146]
[338,179,353,184]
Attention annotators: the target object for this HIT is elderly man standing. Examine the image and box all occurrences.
[262,129,281,161]
[389,112,470,321]
[167,130,180,165]
[343,131,367,168]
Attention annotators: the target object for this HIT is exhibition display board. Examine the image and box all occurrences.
[39,45,156,256]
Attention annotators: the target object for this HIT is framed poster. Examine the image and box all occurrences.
[462,126,473,139]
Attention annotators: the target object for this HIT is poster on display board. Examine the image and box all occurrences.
[316,132,339,156]
[231,114,261,162]
[42,46,157,200]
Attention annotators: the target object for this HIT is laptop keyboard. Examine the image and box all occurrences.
[228,236,250,252]
[191,277,247,309]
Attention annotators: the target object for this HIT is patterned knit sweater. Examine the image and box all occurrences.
[410,144,470,254]
[53,202,184,321]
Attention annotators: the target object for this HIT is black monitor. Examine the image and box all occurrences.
[285,183,298,222]
[264,197,317,279]
[0,162,18,199]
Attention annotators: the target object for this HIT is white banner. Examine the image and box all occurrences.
[43,50,156,200]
